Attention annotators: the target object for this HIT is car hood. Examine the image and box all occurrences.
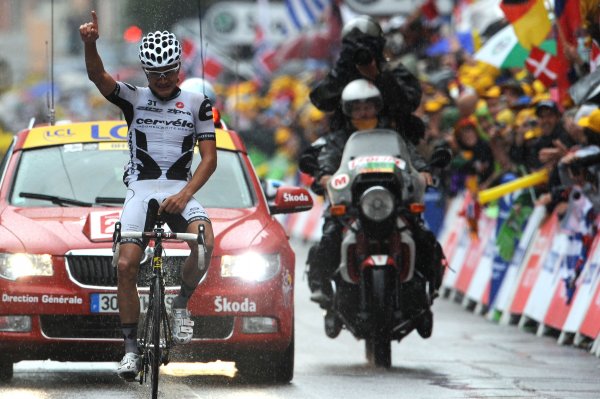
[0,206,272,255]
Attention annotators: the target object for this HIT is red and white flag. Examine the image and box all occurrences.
[525,47,559,88]
[591,40,600,73]
[180,38,224,81]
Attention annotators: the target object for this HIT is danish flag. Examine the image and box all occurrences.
[525,47,559,88]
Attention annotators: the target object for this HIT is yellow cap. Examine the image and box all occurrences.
[524,127,542,140]
[531,80,547,95]
[496,108,515,126]
[424,93,449,113]
[578,109,600,133]
[425,100,444,113]
[275,127,292,145]
[515,108,535,126]
[482,86,501,99]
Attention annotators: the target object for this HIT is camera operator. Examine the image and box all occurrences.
[309,15,424,146]
[558,145,600,213]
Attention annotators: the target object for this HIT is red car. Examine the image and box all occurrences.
[0,120,312,383]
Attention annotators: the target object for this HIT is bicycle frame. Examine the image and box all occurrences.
[112,218,202,399]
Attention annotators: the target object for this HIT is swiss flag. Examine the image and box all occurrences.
[525,47,559,88]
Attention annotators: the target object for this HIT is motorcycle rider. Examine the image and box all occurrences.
[307,79,438,312]
[309,15,425,146]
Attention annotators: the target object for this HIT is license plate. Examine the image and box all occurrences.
[90,293,177,313]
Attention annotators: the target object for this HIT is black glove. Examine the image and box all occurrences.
[333,39,358,78]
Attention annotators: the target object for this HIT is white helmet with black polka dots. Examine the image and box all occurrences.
[139,31,182,68]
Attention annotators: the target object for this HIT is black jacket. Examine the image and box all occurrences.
[309,50,423,144]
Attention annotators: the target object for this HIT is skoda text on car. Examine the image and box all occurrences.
[0,120,312,383]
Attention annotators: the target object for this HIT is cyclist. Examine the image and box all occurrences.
[80,11,216,381]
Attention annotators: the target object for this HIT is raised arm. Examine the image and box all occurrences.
[79,10,116,96]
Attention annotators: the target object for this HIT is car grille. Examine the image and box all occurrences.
[66,255,186,288]
[40,315,234,340]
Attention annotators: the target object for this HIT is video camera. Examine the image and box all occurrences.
[352,44,374,66]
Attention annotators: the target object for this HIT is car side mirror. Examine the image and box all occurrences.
[268,186,313,215]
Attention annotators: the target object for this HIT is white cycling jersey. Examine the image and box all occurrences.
[106,82,215,185]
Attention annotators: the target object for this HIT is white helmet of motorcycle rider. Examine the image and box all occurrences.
[180,77,217,105]
[341,79,383,130]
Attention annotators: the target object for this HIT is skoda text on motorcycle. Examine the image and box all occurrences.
[316,128,448,368]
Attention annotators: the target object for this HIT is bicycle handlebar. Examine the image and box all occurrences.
[120,231,198,241]
[112,222,207,271]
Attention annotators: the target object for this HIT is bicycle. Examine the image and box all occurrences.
[112,203,206,399]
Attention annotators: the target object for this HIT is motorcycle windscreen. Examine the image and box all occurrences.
[328,129,421,204]
[340,129,412,166]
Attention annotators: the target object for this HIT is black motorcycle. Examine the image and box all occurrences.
[309,129,450,368]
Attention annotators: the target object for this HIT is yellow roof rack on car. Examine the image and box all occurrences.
[21,121,239,151]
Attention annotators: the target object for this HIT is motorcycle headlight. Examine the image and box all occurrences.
[0,253,54,281]
[220,253,280,282]
[359,186,395,222]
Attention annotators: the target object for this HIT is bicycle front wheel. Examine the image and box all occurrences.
[150,276,162,399]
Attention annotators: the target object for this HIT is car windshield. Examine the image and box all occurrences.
[9,143,254,208]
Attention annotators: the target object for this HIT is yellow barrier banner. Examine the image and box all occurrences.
[478,169,549,205]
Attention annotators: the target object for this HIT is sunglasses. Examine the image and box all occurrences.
[144,65,180,79]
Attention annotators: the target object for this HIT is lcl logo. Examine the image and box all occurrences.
[44,128,75,140]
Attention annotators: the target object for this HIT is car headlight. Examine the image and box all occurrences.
[360,186,395,222]
[0,253,54,281]
[220,253,280,282]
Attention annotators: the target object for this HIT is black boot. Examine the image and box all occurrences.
[324,309,342,338]
[306,244,322,294]
[416,308,433,338]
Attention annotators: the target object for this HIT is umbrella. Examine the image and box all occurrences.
[474,24,555,69]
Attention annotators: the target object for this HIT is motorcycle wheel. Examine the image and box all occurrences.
[366,268,392,368]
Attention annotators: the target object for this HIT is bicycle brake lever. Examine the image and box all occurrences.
[112,222,121,252]
[197,224,208,272]
[197,224,206,249]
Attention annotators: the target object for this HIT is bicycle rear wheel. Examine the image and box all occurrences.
[150,276,162,399]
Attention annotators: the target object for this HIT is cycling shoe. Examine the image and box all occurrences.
[117,352,140,382]
[170,308,194,345]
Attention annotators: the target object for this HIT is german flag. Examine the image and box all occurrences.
[500,0,551,50]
